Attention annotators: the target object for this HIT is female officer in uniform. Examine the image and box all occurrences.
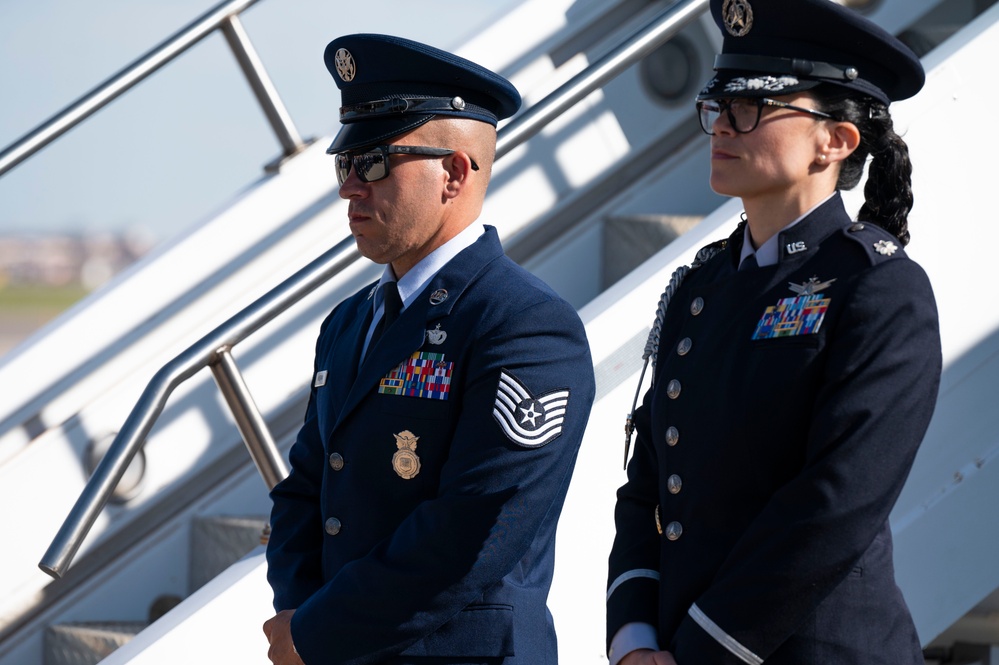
[606,1,942,663]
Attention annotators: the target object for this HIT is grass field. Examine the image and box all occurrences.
[0,285,90,356]
[0,284,89,311]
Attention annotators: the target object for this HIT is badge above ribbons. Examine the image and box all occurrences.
[752,277,836,340]
[493,369,570,448]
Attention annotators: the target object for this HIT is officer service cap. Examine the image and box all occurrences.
[324,34,522,154]
[698,0,924,106]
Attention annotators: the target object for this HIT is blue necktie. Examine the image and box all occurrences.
[371,282,403,347]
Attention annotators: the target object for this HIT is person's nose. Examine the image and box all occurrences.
[338,166,368,199]
[713,108,736,136]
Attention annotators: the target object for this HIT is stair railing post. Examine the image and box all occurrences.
[209,347,289,490]
[219,14,309,165]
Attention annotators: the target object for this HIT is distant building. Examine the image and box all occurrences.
[0,231,154,290]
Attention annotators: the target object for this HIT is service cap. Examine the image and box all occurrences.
[697,0,924,106]
[324,34,522,153]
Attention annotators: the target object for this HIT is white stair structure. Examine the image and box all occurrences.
[1,0,998,663]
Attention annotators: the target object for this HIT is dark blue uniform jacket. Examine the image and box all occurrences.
[267,227,595,665]
[607,194,942,664]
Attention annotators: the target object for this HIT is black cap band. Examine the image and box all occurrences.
[340,96,493,123]
[714,54,859,83]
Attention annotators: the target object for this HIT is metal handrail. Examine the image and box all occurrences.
[39,0,708,579]
[0,0,306,179]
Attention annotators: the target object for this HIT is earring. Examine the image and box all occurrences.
[817,154,827,163]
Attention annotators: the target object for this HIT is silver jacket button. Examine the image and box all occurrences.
[665,521,683,541]
[666,379,682,400]
[690,297,704,316]
[329,452,345,471]
[677,338,692,356]
[665,426,679,447]
[667,474,683,495]
[325,517,342,536]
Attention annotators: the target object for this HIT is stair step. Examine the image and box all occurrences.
[602,214,703,289]
[189,515,268,592]
[44,621,144,665]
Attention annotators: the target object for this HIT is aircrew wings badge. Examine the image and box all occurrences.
[493,369,570,448]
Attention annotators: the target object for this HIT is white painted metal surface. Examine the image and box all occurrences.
[2,0,996,663]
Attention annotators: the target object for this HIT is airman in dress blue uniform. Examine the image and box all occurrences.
[263,34,595,665]
[607,2,941,664]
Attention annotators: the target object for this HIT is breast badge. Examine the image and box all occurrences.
[492,369,570,448]
[425,323,447,345]
[392,430,421,479]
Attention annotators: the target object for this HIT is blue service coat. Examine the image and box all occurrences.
[607,194,942,664]
[267,226,595,665]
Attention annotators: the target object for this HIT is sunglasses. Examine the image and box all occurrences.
[696,98,837,135]
[334,145,479,186]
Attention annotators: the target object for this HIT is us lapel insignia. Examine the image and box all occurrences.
[425,323,447,345]
[785,240,807,255]
[314,370,328,387]
[752,277,835,340]
[429,289,449,305]
[378,352,454,400]
[367,285,377,300]
[392,430,421,479]
[874,239,898,256]
[493,369,570,448]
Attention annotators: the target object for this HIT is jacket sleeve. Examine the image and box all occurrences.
[289,296,595,665]
[672,259,942,663]
[606,387,663,653]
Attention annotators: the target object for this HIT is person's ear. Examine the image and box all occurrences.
[820,120,861,165]
[442,151,474,200]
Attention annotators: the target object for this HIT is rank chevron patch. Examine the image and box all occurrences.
[492,369,570,448]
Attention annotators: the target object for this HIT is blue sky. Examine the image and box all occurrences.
[0,0,521,241]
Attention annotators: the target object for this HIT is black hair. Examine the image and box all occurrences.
[811,85,914,246]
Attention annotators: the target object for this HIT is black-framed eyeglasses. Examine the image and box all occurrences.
[334,145,479,186]
[696,98,838,135]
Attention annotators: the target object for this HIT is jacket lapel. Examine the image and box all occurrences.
[325,290,374,423]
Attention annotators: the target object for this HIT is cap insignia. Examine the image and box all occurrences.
[722,0,754,37]
[334,48,356,82]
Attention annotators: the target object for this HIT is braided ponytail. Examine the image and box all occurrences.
[812,86,915,245]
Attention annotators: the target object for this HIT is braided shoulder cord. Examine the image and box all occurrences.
[623,241,727,469]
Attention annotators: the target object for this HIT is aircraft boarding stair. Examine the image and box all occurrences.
[1,0,997,663]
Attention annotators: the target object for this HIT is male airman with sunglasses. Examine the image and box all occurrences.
[262,34,595,665]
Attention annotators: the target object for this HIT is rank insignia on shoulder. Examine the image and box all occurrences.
[378,352,453,400]
[314,370,328,387]
[874,239,898,256]
[493,369,570,448]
